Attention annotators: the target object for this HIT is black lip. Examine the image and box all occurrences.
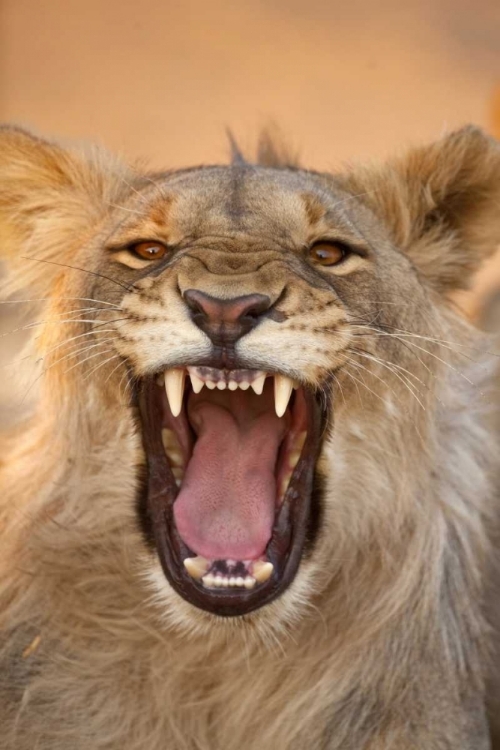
[138,376,325,617]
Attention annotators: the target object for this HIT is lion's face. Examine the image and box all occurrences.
[88,165,430,619]
[2,126,499,630]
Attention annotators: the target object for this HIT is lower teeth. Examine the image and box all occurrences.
[201,574,256,589]
[184,557,274,589]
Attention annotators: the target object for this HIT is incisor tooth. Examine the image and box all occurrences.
[228,380,238,391]
[216,380,226,390]
[164,369,185,417]
[202,574,215,587]
[251,373,266,395]
[189,370,204,394]
[206,380,216,390]
[252,561,274,583]
[239,381,250,391]
[244,576,256,589]
[184,556,210,579]
[274,375,294,418]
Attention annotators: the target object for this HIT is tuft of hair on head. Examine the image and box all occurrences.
[256,125,300,168]
[226,129,248,166]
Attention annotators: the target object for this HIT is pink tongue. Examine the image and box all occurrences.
[173,387,287,560]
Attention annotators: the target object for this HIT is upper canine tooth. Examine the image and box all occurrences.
[274,375,294,417]
[250,373,266,395]
[184,556,210,579]
[164,369,186,417]
[252,561,274,583]
[188,370,204,394]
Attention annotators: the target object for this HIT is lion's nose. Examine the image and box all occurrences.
[184,289,272,344]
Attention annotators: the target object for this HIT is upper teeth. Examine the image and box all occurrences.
[274,374,294,418]
[163,368,298,418]
[164,369,186,418]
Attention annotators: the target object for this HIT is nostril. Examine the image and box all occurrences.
[184,290,209,318]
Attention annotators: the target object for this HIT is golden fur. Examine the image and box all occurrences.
[1,125,500,749]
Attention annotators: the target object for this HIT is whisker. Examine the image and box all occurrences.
[82,352,123,382]
[351,326,478,389]
[20,256,138,294]
[347,352,426,412]
[142,173,169,202]
[0,297,120,308]
[30,329,118,361]
[0,318,128,339]
[104,202,144,216]
[62,347,116,376]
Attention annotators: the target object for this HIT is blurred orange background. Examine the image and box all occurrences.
[0,0,499,319]
[2,0,499,167]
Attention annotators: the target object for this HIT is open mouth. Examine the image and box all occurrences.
[138,366,325,616]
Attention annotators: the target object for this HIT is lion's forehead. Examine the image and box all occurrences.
[145,166,342,245]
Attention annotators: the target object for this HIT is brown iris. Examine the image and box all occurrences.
[130,241,168,260]
[309,241,347,266]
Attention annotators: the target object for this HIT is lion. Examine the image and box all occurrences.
[0,124,500,749]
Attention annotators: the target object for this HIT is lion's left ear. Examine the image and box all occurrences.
[0,126,129,297]
[343,126,500,292]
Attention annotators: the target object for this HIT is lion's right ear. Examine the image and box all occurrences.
[0,126,128,297]
[341,126,500,294]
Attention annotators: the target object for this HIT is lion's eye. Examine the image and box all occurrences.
[309,242,348,266]
[130,241,168,261]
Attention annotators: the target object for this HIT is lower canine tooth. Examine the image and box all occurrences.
[252,561,274,583]
[161,428,177,448]
[184,556,210,579]
[289,450,301,469]
[295,431,307,451]
[280,476,291,498]
[167,450,183,467]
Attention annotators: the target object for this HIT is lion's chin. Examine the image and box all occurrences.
[136,367,326,617]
